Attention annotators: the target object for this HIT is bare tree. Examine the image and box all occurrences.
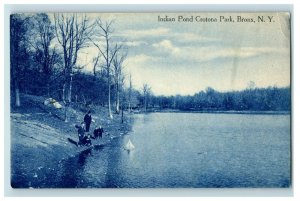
[91,18,121,119]
[92,53,101,77]
[28,13,59,97]
[112,51,127,114]
[54,13,94,122]
[10,14,30,107]
[247,81,256,90]
[142,83,151,112]
[128,73,132,113]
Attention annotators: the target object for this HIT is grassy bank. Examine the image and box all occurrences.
[10,94,133,188]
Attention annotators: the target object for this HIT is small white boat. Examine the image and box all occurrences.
[125,139,135,151]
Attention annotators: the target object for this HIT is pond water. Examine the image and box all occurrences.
[57,113,291,188]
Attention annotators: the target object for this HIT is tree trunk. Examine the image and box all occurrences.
[121,106,124,124]
[47,82,50,97]
[63,70,72,102]
[116,96,120,114]
[64,82,71,102]
[64,103,69,122]
[116,84,120,114]
[63,72,72,122]
[108,75,113,119]
[128,89,131,113]
[144,97,147,112]
[64,75,72,122]
[66,73,73,103]
[82,94,86,105]
[62,83,66,103]
[15,80,21,107]
[128,75,132,113]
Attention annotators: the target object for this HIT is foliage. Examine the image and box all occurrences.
[148,87,291,111]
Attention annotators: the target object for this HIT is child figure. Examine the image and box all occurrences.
[75,122,85,147]
[93,126,104,139]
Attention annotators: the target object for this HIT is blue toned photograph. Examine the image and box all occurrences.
[10,12,291,188]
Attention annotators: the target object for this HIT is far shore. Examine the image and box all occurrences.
[133,109,291,115]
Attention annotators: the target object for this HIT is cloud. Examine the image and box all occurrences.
[173,32,219,43]
[119,40,148,47]
[118,27,170,39]
[124,54,156,66]
[197,46,286,62]
[157,45,287,64]
[122,47,289,96]
[118,27,220,45]
[152,40,180,55]
[125,44,286,70]
[149,38,286,65]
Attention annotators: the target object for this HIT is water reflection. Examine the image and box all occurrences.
[103,137,124,188]
[77,148,92,166]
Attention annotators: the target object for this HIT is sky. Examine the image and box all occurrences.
[74,12,290,96]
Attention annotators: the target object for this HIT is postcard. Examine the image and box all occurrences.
[10,12,291,188]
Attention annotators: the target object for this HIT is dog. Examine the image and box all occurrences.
[93,126,104,139]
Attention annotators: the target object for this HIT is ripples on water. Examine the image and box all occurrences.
[57,113,290,188]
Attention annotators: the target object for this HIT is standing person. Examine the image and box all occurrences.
[84,110,92,132]
[75,122,85,147]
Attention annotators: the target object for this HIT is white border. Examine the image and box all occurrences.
[1,1,298,200]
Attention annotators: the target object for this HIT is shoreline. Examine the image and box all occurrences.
[136,109,290,115]
[11,112,132,188]
[10,95,133,188]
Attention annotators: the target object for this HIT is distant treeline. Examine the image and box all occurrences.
[146,87,291,112]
